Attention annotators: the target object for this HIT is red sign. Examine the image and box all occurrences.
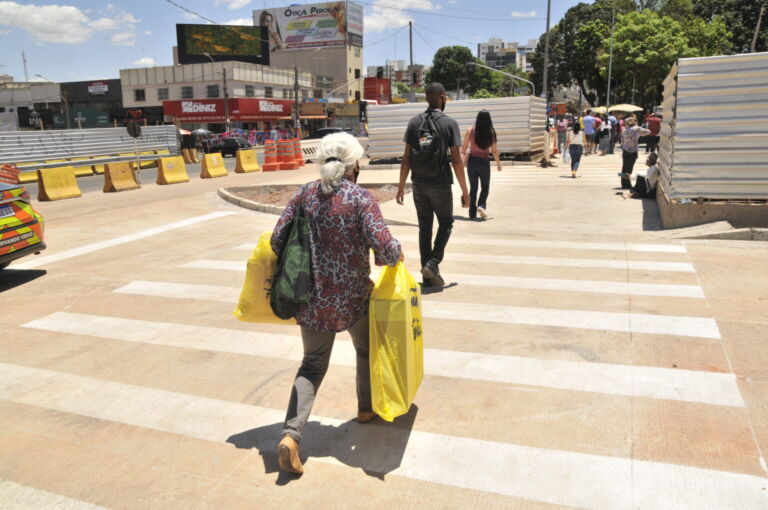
[163,98,293,122]
[363,78,391,105]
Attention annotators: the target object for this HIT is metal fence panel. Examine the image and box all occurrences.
[366,97,547,160]
[0,125,179,168]
[658,52,768,200]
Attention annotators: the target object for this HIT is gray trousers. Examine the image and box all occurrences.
[282,313,372,442]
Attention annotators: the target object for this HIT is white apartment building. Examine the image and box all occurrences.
[120,61,312,109]
[477,37,506,62]
[478,37,538,73]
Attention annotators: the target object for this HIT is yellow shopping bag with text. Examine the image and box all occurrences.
[369,262,424,422]
[233,231,296,325]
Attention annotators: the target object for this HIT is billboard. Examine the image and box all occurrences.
[176,24,269,65]
[254,1,364,50]
[88,82,109,95]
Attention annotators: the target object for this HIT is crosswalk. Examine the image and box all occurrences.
[5,226,768,508]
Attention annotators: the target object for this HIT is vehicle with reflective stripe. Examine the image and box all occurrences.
[0,183,46,270]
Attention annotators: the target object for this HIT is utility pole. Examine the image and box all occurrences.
[223,66,230,132]
[606,0,616,107]
[409,21,413,68]
[293,66,300,135]
[542,0,551,99]
[22,50,29,82]
[752,4,766,53]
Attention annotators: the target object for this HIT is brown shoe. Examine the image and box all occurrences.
[277,435,303,474]
[356,411,378,423]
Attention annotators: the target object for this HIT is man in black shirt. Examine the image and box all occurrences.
[396,82,470,288]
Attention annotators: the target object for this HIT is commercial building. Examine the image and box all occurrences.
[253,2,364,100]
[120,61,313,131]
[0,80,60,130]
[54,79,123,129]
[478,38,538,73]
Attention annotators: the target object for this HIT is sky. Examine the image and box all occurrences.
[0,0,585,83]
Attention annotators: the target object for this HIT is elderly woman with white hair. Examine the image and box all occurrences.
[270,132,403,475]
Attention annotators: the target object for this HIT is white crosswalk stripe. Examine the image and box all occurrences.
[22,312,743,406]
[0,480,107,510]
[114,280,720,338]
[234,238,687,253]
[0,362,763,510]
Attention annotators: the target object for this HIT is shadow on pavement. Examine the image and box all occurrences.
[0,269,47,293]
[641,197,663,231]
[227,405,418,483]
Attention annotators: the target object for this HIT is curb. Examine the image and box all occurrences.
[217,187,419,227]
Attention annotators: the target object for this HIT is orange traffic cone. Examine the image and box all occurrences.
[262,140,280,171]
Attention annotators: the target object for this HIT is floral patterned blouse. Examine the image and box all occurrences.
[620,125,651,153]
[271,179,401,333]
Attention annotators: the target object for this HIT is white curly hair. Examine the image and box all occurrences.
[314,132,364,194]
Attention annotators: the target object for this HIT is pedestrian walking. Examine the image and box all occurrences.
[556,116,568,155]
[598,114,611,156]
[461,110,502,220]
[582,110,596,155]
[645,113,661,153]
[566,122,585,178]
[607,112,618,154]
[396,82,470,289]
[618,116,651,189]
[271,132,403,475]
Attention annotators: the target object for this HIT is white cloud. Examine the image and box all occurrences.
[144,30,152,35]
[181,12,200,21]
[222,17,253,26]
[364,0,438,33]
[0,2,140,45]
[214,0,251,10]
[447,0,456,4]
[510,10,537,18]
[28,77,50,82]
[132,57,156,67]
[110,32,136,46]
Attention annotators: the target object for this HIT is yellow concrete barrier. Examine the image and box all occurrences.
[182,148,195,164]
[235,149,260,173]
[68,157,95,177]
[18,163,39,183]
[103,162,140,192]
[139,151,157,169]
[37,166,82,201]
[91,157,105,174]
[189,149,200,163]
[201,153,228,179]
[156,156,189,185]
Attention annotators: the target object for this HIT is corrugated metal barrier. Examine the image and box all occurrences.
[0,125,180,172]
[659,52,768,201]
[366,97,546,160]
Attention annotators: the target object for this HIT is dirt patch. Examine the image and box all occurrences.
[226,183,408,207]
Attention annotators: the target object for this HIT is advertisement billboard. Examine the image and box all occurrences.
[176,24,269,65]
[254,1,364,50]
[88,82,109,95]
[163,98,293,122]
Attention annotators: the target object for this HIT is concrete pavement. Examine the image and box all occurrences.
[1,152,768,509]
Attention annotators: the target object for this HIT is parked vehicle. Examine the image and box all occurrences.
[0,182,45,270]
[208,137,252,157]
[305,128,356,140]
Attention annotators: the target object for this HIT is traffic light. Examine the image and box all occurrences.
[376,66,384,79]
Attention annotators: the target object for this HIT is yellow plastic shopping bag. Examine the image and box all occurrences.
[369,262,424,422]
[233,231,296,325]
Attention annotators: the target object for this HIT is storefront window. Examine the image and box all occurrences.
[207,85,220,98]
[158,88,169,100]
[313,89,323,99]
[245,85,254,97]
[134,89,146,102]
[264,87,273,98]
[181,86,193,99]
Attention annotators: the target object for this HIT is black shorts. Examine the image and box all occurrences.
[587,133,598,143]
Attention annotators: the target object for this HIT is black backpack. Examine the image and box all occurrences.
[409,110,447,178]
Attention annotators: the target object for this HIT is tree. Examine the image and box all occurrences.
[470,88,498,99]
[489,65,531,96]
[599,10,696,110]
[395,82,412,95]
[425,46,491,94]
[694,0,767,53]
[658,0,693,22]
[683,16,732,56]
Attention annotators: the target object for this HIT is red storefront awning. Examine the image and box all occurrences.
[163,98,294,122]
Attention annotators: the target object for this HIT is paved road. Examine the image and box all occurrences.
[2,154,767,509]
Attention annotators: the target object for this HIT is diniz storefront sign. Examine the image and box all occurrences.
[163,99,293,122]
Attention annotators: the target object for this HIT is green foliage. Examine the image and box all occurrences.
[683,16,733,56]
[395,82,412,95]
[693,0,767,53]
[599,10,696,110]
[489,65,531,96]
[425,46,491,94]
[659,0,693,22]
[470,88,498,99]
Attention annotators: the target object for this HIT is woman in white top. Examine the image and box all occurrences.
[566,122,585,178]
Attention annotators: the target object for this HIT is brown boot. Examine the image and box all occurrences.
[277,435,303,474]
[356,411,377,423]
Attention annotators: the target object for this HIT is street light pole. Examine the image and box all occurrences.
[606,0,616,107]
[542,0,551,99]
[467,61,535,97]
[202,53,229,132]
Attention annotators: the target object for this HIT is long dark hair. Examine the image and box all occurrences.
[473,110,497,150]
[572,121,581,134]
